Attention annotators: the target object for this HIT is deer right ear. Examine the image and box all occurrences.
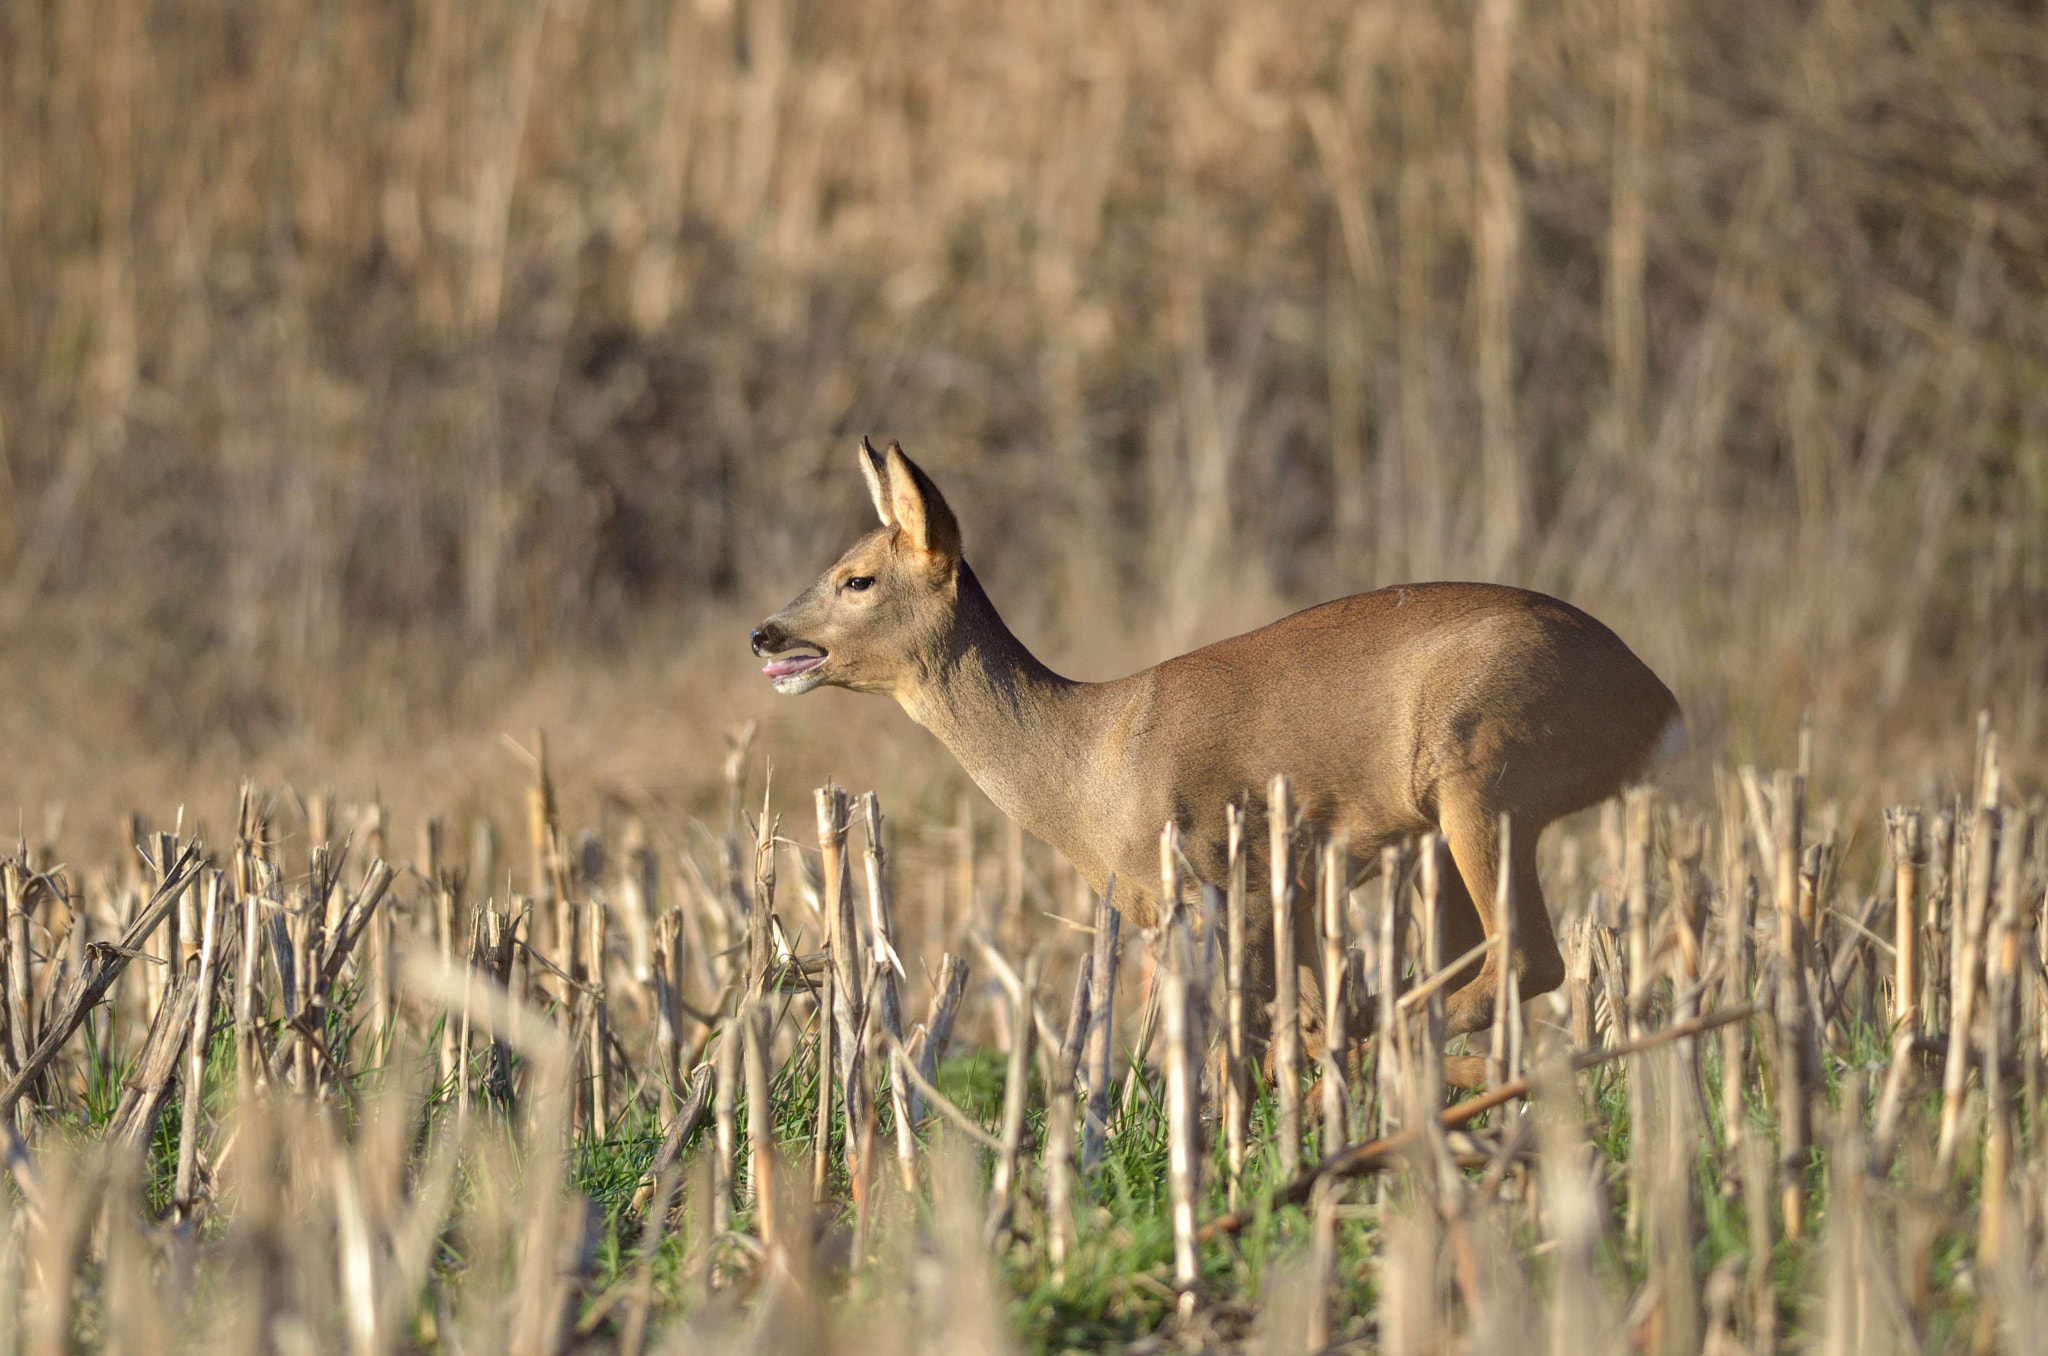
[858,437,896,528]
[882,442,961,561]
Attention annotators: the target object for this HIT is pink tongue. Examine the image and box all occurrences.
[762,655,823,679]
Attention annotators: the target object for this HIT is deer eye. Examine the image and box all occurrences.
[843,576,876,593]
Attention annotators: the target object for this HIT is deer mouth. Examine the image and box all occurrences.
[762,647,828,689]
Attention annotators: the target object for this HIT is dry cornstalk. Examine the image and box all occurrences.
[1926,806,1955,1037]
[400,954,579,1355]
[4,862,34,1078]
[1979,943,2014,1271]
[423,817,452,1078]
[817,787,870,1210]
[1771,769,1811,1240]
[1224,808,1249,1207]
[1868,1026,1917,1180]
[1321,838,1349,1148]
[267,862,395,1086]
[1624,788,1654,1034]
[1201,1004,1756,1241]
[155,830,182,1013]
[1977,810,2027,1268]
[1116,935,1161,1120]
[1377,843,1406,1141]
[743,1000,778,1247]
[233,870,262,1092]
[621,817,657,985]
[1886,808,1924,1038]
[587,892,610,1136]
[1045,950,1092,1279]
[1415,833,1446,1093]
[1270,773,1302,1179]
[1081,881,1120,1172]
[1716,770,1753,1155]
[1990,806,2029,1039]
[885,1031,1002,1152]
[1057,951,1093,1089]
[1623,789,1652,1240]
[747,775,776,997]
[620,1149,685,1356]
[985,949,1041,1239]
[1488,811,1517,1091]
[1668,815,1706,1020]
[0,841,203,1119]
[1305,1177,1341,1350]
[362,801,393,1042]
[1643,1040,1702,1356]
[527,731,557,921]
[1162,923,1201,1317]
[650,915,682,1115]
[1565,914,1596,1062]
[313,861,396,992]
[915,952,970,1126]
[173,870,226,1217]
[860,793,915,1193]
[629,1062,716,1216]
[1937,802,1996,1172]
[712,1015,741,1236]
[479,904,520,1107]
[1158,821,1187,1082]
[106,961,200,1149]
[812,962,834,1204]
[1742,1123,1778,1356]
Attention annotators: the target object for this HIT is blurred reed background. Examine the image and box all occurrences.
[1,0,2045,833]
[5,6,2048,1349]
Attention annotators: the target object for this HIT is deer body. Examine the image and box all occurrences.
[753,442,1680,1081]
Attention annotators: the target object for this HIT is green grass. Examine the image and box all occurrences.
[56,982,2024,1355]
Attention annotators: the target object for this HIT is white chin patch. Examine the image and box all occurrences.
[772,669,828,695]
[762,649,827,691]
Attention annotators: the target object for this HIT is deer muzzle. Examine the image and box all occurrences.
[750,622,829,689]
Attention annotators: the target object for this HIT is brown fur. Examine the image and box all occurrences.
[752,441,1680,1084]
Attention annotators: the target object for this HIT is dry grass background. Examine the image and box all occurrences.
[5,6,2048,1348]
[3,0,2047,843]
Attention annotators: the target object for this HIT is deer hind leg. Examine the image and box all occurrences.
[1435,786,1564,1076]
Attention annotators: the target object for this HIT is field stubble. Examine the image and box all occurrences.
[0,719,2043,1353]
[4,0,2048,1347]
[4,0,2048,827]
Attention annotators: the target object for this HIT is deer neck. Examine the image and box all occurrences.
[898,564,1108,847]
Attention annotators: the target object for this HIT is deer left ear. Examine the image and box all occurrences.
[883,442,960,561]
[858,437,895,528]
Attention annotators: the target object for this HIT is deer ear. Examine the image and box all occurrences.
[858,437,895,527]
[883,442,960,561]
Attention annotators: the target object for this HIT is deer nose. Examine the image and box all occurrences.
[750,624,783,656]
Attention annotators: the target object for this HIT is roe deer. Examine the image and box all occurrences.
[751,440,1680,1086]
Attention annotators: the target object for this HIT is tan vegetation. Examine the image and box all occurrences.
[3,0,2048,1348]
[2,0,2046,832]
[0,739,2043,1353]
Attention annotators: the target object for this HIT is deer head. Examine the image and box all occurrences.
[750,439,963,700]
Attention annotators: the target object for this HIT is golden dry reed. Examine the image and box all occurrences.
[0,0,2045,821]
